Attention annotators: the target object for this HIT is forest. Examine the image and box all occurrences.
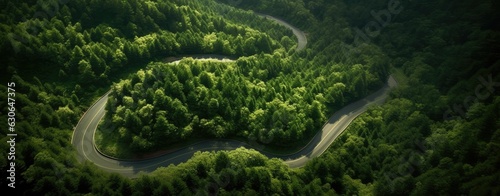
[0,0,499,195]
[99,49,381,155]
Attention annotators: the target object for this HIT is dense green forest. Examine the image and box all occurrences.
[99,51,381,155]
[1,0,499,195]
[97,0,385,155]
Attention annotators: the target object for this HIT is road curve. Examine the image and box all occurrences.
[281,76,397,167]
[255,13,308,51]
[72,14,395,177]
[72,75,396,177]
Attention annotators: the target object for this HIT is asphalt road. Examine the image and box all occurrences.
[72,76,396,177]
[281,76,397,167]
[71,13,396,177]
[256,13,308,51]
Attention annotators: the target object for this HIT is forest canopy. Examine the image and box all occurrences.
[0,0,498,195]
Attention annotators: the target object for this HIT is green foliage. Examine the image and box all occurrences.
[295,0,500,194]
[1,0,498,195]
[140,147,327,195]
[102,49,380,153]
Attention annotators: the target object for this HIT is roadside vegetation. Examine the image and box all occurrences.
[0,0,498,195]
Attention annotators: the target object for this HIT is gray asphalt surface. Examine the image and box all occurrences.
[282,76,397,167]
[72,76,396,177]
[256,13,308,51]
[71,14,396,177]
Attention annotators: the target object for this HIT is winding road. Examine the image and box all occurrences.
[71,13,397,177]
[255,13,308,51]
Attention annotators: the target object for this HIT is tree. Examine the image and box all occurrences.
[77,60,95,82]
[112,49,127,67]
[215,151,230,172]
[199,71,214,88]
[124,109,142,131]
[138,104,154,123]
